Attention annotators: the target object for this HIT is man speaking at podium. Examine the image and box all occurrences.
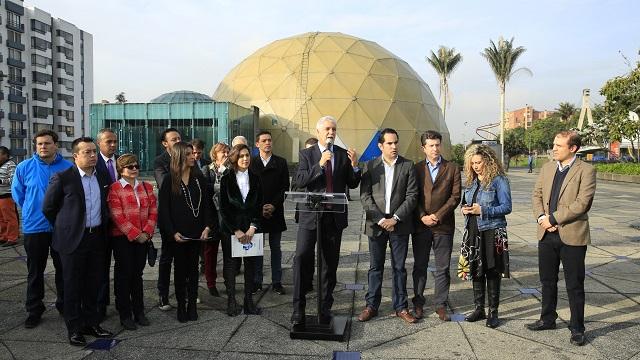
[291,116,361,327]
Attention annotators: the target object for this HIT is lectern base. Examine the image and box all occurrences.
[289,315,349,342]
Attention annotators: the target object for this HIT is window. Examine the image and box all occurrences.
[7,11,21,29]
[32,71,52,84]
[56,29,73,45]
[31,19,51,34]
[8,48,21,61]
[57,46,73,60]
[8,66,23,82]
[57,77,74,91]
[8,30,21,44]
[31,54,51,68]
[10,139,25,149]
[57,93,74,106]
[32,88,52,101]
[32,106,53,119]
[33,123,53,132]
[10,103,23,114]
[57,109,74,121]
[56,62,74,76]
[9,86,22,97]
[10,121,23,132]
[31,37,51,51]
[57,125,74,137]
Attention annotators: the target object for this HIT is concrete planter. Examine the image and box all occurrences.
[597,171,640,183]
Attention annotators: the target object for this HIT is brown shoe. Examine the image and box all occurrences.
[435,307,451,322]
[357,306,378,322]
[414,305,424,319]
[396,309,417,324]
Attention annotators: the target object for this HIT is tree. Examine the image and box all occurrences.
[115,92,127,103]
[450,143,466,167]
[504,127,528,170]
[555,102,578,121]
[482,37,532,165]
[527,117,571,152]
[426,46,463,121]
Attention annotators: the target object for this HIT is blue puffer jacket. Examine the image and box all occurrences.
[11,153,73,233]
[463,175,512,231]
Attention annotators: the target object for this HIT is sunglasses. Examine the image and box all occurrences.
[124,164,140,170]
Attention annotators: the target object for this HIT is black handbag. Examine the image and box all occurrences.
[147,241,158,267]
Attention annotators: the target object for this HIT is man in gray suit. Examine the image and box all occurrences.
[357,128,419,324]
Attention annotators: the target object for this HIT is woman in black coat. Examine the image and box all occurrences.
[219,143,263,316]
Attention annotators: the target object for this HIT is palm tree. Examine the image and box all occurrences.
[426,46,463,121]
[556,102,578,121]
[482,37,531,165]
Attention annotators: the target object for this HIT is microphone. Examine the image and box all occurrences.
[325,137,333,151]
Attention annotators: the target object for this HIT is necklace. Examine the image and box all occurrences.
[180,177,202,218]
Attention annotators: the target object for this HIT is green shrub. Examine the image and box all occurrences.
[594,163,640,175]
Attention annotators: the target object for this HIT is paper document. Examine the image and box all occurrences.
[231,233,264,257]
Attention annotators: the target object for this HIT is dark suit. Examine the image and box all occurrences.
[153,151,174,301]
[361,156,417,311]
[292,143,361,317]
[42,166,110,333]
[412,158,461,309]
[249,154,289,287]
[95,153,119,315]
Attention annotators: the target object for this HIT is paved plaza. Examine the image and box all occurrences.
[0,168,638,359]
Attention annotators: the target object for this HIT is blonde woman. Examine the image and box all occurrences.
[458,144,512,328]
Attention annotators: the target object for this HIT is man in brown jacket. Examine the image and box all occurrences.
[527,131,596,347]
[412,130,461,321]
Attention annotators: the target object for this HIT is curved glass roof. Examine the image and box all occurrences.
[150,90,212,103]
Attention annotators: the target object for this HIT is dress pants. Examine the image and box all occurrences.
[220,234,256,296]
[411,230,453,309]
[113,235,147,320]
[0,196,18,242]
[254,232,283,286]
[97,235,113,311]
[366,232,409,311]
[60,229,106,333]
[292,214,342,315]
[538,232,587,333]
[203,234,221,289]
[23,232,64,316]
[173,241,200,304]
[157,231,175,298]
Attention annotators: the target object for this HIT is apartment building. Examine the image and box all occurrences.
[1,0,93,161]
[504,105,554,130]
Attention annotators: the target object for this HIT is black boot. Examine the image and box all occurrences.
[486,275,501,328]
[187,299,198,321]
[243,293,261,315]
[177,301,188,323]
[465,279,487,322]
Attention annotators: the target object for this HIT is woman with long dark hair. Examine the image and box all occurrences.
[158,142,214,322]
[219,143,262,316]
[458,144,512,328]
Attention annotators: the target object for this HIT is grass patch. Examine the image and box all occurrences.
[594,163,640,175]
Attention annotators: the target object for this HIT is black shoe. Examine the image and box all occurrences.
[68,332,86,347]
[252,284,263,295]
[159,295,171,311]
[209,286,220,297]
[177,303,188,323]
[272,283,285,295]
[187,301,198,321]
[134,313,150,326]
[24,314,41,329]
[243,295,261,315]
[570,332,586,346]
[120,318,137,331]
[226,296,241,317]
[81,325,113,338]
[485,311,499,328]
[464,308,486,322]
[291,312,305,327]
[525,320,557,331]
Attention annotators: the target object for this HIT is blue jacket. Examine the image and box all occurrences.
[463,175,512,231]
[11,153,73,234]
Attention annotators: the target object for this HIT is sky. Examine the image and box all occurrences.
[30,0,639,144]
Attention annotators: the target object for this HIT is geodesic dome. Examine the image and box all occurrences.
[213,32,449,162]
[151,90,212,103]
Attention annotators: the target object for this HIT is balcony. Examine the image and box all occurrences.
[6,22,25,33]
[8,76,26,86]
[8,112,26,121]
[7,58,25,68]
[8,94,26,104]
[10,148,27,157]
[9,129,27,138]
[6,39,25,51]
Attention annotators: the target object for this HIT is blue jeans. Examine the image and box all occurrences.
[254,232,283,285]
[365,233,409,311]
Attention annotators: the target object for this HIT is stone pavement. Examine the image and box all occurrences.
[0,168,638,359]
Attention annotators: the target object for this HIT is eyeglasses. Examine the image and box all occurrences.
[124,164,140,170]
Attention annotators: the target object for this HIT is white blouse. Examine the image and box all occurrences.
[236,170,250,202]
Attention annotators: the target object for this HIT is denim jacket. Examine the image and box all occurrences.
[463,175,512,231]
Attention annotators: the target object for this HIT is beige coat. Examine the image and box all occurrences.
[532,158,596,246]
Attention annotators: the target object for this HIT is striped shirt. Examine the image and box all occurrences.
[0,159,16,196]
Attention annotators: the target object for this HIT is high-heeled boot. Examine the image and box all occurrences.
[465,279,487,322]
[226,286,241,317]
[187,298,198,321]
[243,293,260,315]
[486,275,501,328]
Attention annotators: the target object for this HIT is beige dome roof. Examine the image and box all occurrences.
[213,32,449,162]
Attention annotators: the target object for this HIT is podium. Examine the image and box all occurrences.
[285,191,349,342]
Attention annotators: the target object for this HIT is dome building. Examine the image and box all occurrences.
[213,32,449,162]
[150,90,213,103]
